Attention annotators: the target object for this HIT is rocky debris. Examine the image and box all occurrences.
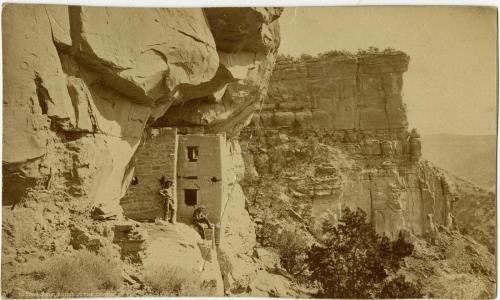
[242,127,496,298]
[113,222,149,261]
[400,227,495,298]
[448,175,496,254]
[91,205,119,221]
[69,224,104,251]
[122,265,144,289]
[241,126,456,239]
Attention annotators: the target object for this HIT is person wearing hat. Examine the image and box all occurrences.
[192,205,212,239]
[159,176,176,224]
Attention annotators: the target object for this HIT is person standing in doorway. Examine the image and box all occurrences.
[159,177,176,224]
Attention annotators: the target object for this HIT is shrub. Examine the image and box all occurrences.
[273,226,308,276]
[42,249,122,297]
[276,53,293,62]
[318,49,353,59]
[300,53,313,61]
[378,275,424,298]
[305,207,416,298]
[144,264,213,296]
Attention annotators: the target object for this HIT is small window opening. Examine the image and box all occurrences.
[184,189,198,206]
[187,146,199,162]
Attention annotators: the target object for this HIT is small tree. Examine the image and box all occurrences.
[305,207,417,298]
[300,53,313,61]
[273,226,308,276]
[378,275,424,298]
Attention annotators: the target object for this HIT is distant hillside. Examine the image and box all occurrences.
[422,134,496,190]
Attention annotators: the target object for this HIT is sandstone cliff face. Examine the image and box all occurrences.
[242,52,456,239]
[257,52,409,130]
[218,139,302,296]
[2,5,282,215]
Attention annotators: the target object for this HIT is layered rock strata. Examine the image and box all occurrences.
[242,52,457,238]
[256,52,409,131]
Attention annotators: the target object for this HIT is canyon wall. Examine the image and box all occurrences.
[243,52,457,238]
[256,52,409,131]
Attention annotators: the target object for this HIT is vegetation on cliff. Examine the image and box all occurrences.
[305,207,421,298]
[241,127,496,298]
[276,46,402,63]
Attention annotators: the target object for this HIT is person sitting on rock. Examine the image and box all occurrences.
[159,177,176,224]
[192,205,212,239]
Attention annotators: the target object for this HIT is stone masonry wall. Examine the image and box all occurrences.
[177,134,226,225]
[120,128,178,221]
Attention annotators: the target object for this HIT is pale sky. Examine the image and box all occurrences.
[278,6,498,135]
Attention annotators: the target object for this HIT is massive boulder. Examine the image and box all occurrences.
[2,5,282,215]
[154,8,283,137]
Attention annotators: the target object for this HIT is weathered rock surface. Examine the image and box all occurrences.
[242,52,456,239]
[141,223,224,296]
[2,4,282,215]
[451,176,496,254]
[240,50,495,298]
[242,129,455,239]
[154,8,282,137]
[2,5,283,297]
[258,52,409,130]
[217,139,298,295]
[400,227,495,298]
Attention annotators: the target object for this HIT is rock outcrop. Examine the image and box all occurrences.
[2,4,283,297]
[242,51,457,239]
[2,4,282,215]
[256,51,409,131]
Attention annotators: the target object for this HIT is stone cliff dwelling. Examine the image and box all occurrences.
[120,128,228,240]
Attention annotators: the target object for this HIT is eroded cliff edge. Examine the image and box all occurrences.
[243,51,456,237]
[239,51,495,297]
[245,51,495,250]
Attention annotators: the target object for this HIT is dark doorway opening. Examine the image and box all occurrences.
[184,189,198,206]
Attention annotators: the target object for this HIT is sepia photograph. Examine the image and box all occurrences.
[1,3,497,299]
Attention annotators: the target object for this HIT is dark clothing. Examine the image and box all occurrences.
[192,208,212,239]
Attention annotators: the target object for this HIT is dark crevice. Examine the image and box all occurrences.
[177,29,215,48]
